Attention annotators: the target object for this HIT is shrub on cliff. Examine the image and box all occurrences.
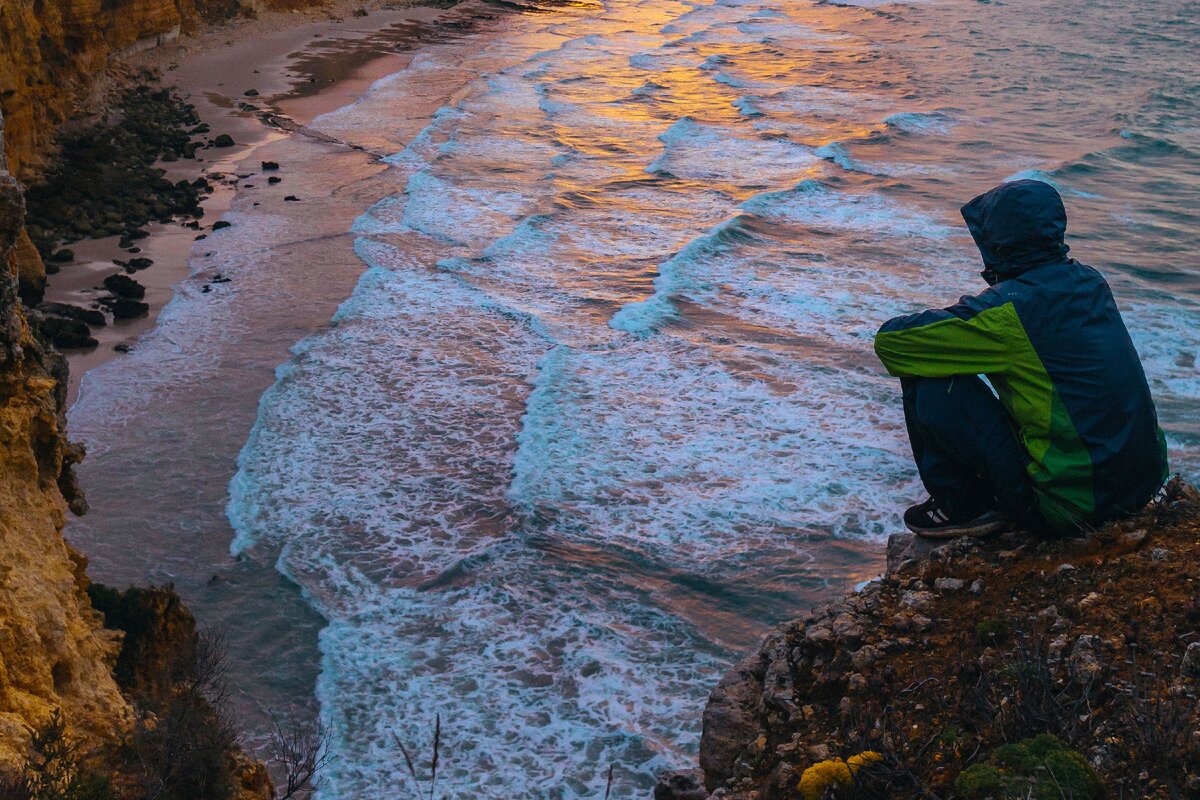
[88,584,239,800]
[0,711,110,800]
[955,734,1102,800]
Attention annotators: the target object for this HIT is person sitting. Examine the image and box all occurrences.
[874,179,1168,538]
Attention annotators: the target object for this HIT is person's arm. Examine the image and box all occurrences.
[873,289,1019,378]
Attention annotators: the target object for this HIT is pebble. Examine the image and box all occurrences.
[1182,642,1200,677]
[969,579,985,595]
[1118,528,1147,546]
[934,577,964,592]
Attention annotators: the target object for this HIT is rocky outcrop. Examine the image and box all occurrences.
[0,108,131,770]
[676,479,1200,800]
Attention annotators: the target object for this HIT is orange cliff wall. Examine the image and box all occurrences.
[0,107,132,770]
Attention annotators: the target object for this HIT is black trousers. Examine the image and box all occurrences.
[902,376,1046,532]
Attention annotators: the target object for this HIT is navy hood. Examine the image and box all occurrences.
[961,179,1070,284]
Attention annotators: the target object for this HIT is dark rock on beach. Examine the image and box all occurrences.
[212,220,232,230]
[261,161,280,171]
[103,273,145,299]
[213,134,236,148]
[37,302,105,327]
[35,315,98,349]
[22,83,211,260]
[108,298,150,320]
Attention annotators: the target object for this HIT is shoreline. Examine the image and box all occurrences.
[43,0,449,404]
[53,0,500,765]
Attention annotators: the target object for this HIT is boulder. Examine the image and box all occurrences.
[103,273,146,299]
[654,769,709,800]
[37,301,106,327]
[37,316,97,349]
[110,298,149,319]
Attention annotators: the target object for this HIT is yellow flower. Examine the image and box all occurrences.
[797,751,883,800]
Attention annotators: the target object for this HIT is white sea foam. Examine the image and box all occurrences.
[216,0,1200,796]
[646,117,819,184]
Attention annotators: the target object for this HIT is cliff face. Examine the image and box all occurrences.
[0,109,131,770]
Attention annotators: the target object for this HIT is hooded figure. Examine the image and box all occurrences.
[874,179,1168,537]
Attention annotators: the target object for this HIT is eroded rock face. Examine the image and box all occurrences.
[0,109,130,769]
[689,490,1200,799]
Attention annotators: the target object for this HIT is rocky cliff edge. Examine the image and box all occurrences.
[661,479,1200,800]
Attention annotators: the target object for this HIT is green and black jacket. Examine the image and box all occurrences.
[875,180,1168,533]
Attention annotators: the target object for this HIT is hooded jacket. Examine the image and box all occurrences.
[874,180,1168,533]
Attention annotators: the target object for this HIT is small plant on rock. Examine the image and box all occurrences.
[954,734,1103,800]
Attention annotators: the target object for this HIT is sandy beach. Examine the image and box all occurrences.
[45,0,450,402]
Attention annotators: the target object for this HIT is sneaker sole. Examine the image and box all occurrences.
[907,518,1010,539]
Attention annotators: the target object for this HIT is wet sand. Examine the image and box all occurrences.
[45,0,448,402]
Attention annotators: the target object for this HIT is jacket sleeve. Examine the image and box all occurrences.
[874,288,1018,378]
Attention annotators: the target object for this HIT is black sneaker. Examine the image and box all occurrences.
[903,498,1009,539]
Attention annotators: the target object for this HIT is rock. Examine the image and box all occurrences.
[850,645,879,672]
[212,220,232,230]
[700,650,767,790]
[110,298,149,319]
[969,579,985,595]
[37,302,105,327]
[805,625,834,645]
[1117,529,1147,547]
[1069,635,1103,680]
[37,316,97,349]
[1163,475,1200,504]
[1056,563,1076,574]
[900,590,933,611]
[244,89,260,97]
[261,161,280,171]
[103,273,145,299]
[934,577,964,592]
[213,134,236,148]
[1150,548,1170,561]
[1182,642,1200,677]
[654,769,708,800]
[1079,591,1102,608]
[847,673,868,693]
[284,195,300,202]
[126,257,153,271]
[268,176,282,184]
[49,248,74,262]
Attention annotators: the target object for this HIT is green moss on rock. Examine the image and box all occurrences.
[955,734,1103,800]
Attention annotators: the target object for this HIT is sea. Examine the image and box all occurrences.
[65,0,1199,795]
